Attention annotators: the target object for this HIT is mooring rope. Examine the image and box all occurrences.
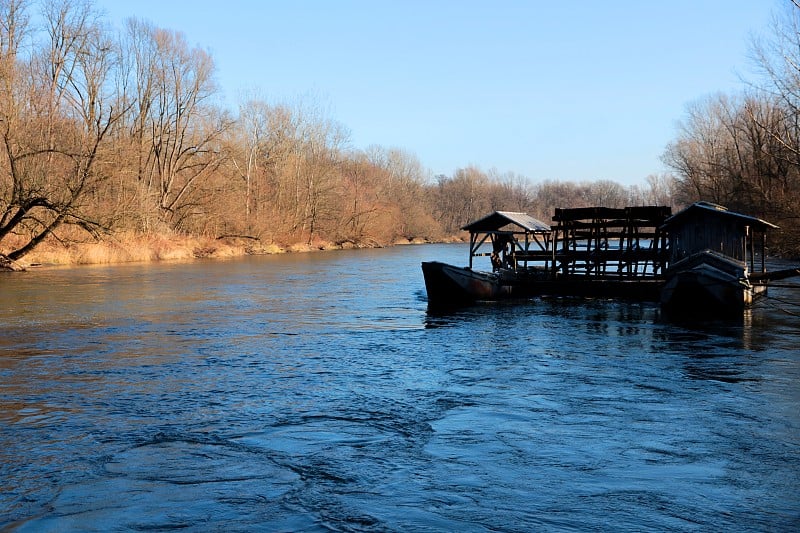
[762,292,800,317]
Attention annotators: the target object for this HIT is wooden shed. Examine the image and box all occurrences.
[660,201,777,274]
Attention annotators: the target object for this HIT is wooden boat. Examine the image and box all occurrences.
[660,250,765,313]
[659,202,795,314]
[422,207,671,307]
[421,260,550,304]
[421,261,509,304]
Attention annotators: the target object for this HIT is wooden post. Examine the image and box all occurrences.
[469,233,475,269]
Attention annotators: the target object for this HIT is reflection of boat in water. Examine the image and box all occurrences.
[422,202,799,315]
[659,202,799,315]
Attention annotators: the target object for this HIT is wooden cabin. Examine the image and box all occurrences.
[660,201,778,274]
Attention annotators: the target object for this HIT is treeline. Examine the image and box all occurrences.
[0,0,673,261]
[432,170,675,235]
[1,0,799,263]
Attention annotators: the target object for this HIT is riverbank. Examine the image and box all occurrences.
[1,232,462,271]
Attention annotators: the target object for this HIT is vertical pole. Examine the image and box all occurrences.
[469,233,475,269]
[522,232,527,270]
[746,225,753,273]
[552,225,557,276]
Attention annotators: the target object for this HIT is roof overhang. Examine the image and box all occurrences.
[461,211,551,233]
[660,201,778,231]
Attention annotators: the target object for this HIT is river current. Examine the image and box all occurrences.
[1,244,799,531]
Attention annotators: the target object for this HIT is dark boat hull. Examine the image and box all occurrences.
[421,261,663,306]
[660,250,765,314]
[421,261,510,305]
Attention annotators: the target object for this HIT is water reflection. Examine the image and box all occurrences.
[428,297,769,340]
[424,292,787,390]
[1,245,799,531]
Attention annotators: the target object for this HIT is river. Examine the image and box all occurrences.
[1,244,799,531]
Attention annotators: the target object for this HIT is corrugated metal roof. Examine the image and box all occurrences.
[661,201,778,230]
[461,211,551,233]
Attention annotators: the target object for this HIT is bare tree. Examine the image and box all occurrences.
[663,95,736,205]
[748,3,800,224]
[226,99,270,227]
[433,167,493,233]
[0,0,126,261]
[336,153,387,244]
[627,173,679,207]
[582,179,628,208]
[365,146,438,239]
[119,20,229,231]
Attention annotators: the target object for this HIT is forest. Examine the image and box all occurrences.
[1,0,799,268]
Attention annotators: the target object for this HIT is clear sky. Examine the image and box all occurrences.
[93,0,779,185]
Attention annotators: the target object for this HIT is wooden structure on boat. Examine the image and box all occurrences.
[422,202,799,312]
[550,206,671,280]
[422,206,674,305]
[462,211,552,271]
[461,207,672,279]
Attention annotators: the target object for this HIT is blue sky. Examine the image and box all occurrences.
[94,0,779,185]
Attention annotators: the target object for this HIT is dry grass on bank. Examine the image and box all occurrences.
[2,232,465,270]
[6,233,281,268]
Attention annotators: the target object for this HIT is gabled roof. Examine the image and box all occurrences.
[461,211,551,233]
[661,201,778,231]
[553,205,671,223]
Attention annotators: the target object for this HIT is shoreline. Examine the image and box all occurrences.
[1,234,465,272]
[6,232,797,272]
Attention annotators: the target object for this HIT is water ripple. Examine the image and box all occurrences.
[1,246,799,531]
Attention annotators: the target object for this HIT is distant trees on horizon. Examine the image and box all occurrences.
[1,0,798,262]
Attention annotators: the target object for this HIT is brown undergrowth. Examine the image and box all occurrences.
[2,232,463,270]
[3,232,280,268]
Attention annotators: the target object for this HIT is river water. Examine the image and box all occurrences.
[1,244,798,532]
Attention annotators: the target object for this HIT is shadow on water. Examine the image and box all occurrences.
[655,304,787,385]
[424,300,527,329]
[426,295,661,329]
